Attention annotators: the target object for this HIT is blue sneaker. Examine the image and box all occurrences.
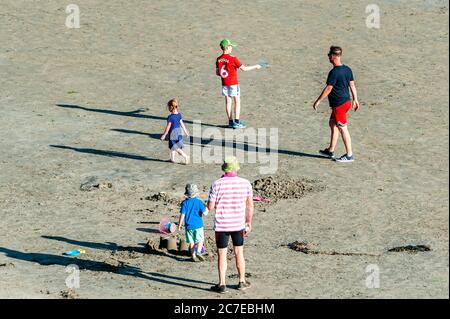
[334,154,354,163]
[232,121,247,129]
[319,148,335,159]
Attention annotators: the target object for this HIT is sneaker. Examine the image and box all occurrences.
[210,284,227,294]
[232,121,247,129]
[196,253,205,262]
[334,154,354,162]
[191,255,198,262]
[319,148,335,158]
[237,280,252,291]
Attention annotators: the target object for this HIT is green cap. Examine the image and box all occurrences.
[220,38,237,49]
[221,156,240,173]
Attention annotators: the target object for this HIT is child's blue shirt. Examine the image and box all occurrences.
[180,197,206,230]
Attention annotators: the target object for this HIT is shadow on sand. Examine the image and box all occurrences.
[57,103,225,128]
[111,128,328,159]
[0,239,212,292]
[56,103,328,160]
[49,145,169,162]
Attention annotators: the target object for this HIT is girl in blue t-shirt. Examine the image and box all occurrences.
[160,98,190,164]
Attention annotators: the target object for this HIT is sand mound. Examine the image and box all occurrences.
[80,177,113,191]
[287,241,314,254]
[285,241,380,257]
[387,245,431,253]
[286,241,432,256]
[60,289,79,299]
[252,176,324,201]
[144,192,182,206]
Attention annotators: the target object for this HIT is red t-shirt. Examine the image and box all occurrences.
[216,54,242,86]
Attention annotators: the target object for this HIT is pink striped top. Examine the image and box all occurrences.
[208,175,253,232]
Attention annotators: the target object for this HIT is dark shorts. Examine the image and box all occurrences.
[215,231,245,249]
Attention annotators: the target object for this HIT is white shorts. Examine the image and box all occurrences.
[222,85,240,97]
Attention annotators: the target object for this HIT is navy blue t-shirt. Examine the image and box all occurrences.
[180,197,206,230]
[326,65,354,107]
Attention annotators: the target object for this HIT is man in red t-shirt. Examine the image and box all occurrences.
[216,39,261,129]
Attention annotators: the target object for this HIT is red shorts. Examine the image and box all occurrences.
[330,100,352,127]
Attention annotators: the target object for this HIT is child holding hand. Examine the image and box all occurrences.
[178,184,208,262]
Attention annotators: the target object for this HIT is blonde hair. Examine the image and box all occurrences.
[167,98,179,113]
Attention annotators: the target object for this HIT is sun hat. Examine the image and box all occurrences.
[221,156,240,173]
[184,184,199,198]
[220,38,237,49]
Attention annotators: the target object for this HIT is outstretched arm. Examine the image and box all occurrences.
[349,80,360,111]
[240,64,262,72]
[160,122,172,141]
[313,85,333,110]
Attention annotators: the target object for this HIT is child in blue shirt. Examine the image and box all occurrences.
[178,184,208,262]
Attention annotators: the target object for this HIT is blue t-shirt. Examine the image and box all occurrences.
[167,113,182,140]
[180,197,206,230]
[326,65,354,107]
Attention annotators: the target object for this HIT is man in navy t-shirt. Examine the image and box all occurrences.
[313,46,360,162]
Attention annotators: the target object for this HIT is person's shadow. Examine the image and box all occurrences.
[56,104,225,128]
[0,245,213,292]
[111,128,328,159]
[41,235,189,261]
[56,103,328,160]
[49,145,170,162]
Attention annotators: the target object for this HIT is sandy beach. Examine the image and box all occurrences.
[0,0,448,298]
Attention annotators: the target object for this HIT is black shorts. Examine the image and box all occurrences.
[215,231,244,249]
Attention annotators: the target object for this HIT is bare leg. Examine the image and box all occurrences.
[218,248,228,286]
[225,96,232,122]
[338,125,353,156]
[234,246,246,283]
[170,150,176,163]
[176,148,189,164]
[328,118,339,152]
[233,96,241,121]
[196,240,204,254]
[189,243,196,258]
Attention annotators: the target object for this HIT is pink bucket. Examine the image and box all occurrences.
[159,218,176,235]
